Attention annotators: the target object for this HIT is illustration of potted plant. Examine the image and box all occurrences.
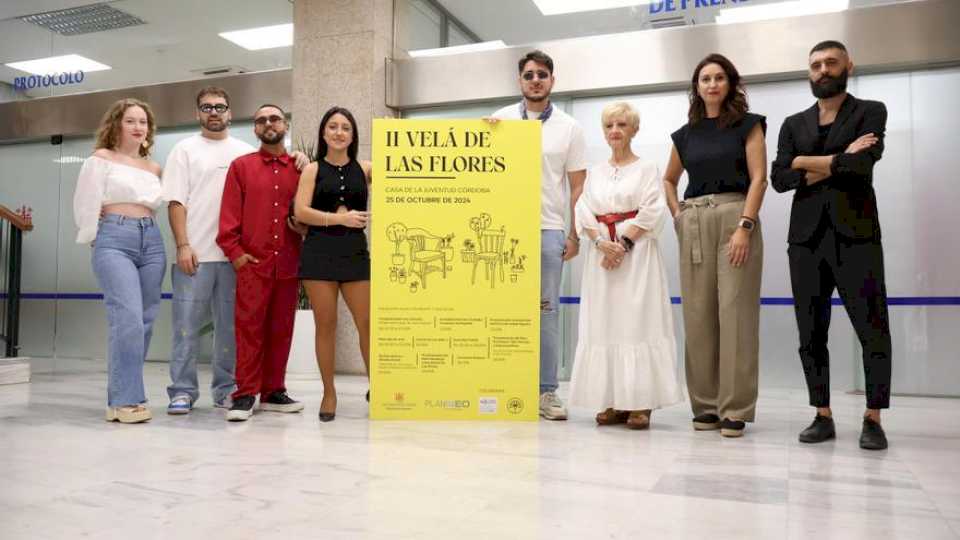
[461,238,476,263]
[386,222,408,267]
[512,255,527,273]
[409,280,419,294]
[398,268,407,284]
[440,233,455,268]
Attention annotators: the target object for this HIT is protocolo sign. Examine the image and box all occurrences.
[13,71,85,90]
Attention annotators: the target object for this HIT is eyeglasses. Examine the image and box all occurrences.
[199,104,229,114]
[254,115,285,126]
[521,70,551,81]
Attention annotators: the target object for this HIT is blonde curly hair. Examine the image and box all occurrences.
[94,98,156,157]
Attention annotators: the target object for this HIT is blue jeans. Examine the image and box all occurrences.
[92,215,166,407]
[540,229,565,393]
[168,263,237,404]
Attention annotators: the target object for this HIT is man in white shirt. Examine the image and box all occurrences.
[491,50,588,420]
[162,87,257,414]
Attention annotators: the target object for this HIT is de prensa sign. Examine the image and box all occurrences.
[14,71,85,91]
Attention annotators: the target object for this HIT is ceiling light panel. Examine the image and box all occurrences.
[5,54,111,76]
[18,3,146,36]
[219,23,294,51]
[533,0,652,16]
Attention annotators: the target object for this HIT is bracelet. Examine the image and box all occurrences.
[176,243,189,249]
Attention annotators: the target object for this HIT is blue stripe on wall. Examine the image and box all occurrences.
[558,296,960,306]
[3,293,959,305]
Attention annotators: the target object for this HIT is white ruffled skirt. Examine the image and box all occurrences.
[568,235,685,411]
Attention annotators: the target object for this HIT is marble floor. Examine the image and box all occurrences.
[1,358,958,540]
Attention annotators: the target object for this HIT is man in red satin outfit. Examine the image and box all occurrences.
[217,104,307,422]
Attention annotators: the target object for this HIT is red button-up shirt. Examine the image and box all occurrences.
[217,148,302,279]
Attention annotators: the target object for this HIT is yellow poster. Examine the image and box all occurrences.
[370,119,541,420]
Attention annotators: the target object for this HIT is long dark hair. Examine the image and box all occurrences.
[688,53,748,128]
[315,106,359,161]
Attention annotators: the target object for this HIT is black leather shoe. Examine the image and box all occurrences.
[692,413,721,431]
[859,417,888,450]
[366,390,370,402]
[720,418,745,438]
[318,410,336,422]
[799,415,836,443]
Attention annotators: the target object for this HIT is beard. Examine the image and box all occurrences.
[810,70,848,99]
[203,118,227,132]
[258,129,285,145]
[522,89,549,103]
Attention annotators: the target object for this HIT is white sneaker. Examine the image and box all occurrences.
[539,391,568,420]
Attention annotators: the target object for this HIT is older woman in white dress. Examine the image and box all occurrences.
[569,102,684,429]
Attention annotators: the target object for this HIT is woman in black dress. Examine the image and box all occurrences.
[294,106,372,422]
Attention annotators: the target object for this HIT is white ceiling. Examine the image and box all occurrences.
[0,0,293,99]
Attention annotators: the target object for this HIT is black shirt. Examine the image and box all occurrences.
[671,112,766,199]
[814,122,833,155]
[305,159,368,254]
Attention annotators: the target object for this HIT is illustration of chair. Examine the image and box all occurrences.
[406,228,447,289]
[472,228,506,288]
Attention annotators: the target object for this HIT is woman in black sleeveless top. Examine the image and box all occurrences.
[293,106,372,422]
[662,54,768,438]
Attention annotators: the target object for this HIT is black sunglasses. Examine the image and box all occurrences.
[254,115,285,126]
[522,70,551,81]
[199,103,229,114]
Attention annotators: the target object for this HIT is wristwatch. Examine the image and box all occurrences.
[738,217,756,232]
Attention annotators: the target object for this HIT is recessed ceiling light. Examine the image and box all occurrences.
[532,0,651,16]
[219,23,293,51]
[716,0,849,24]
[5,54,111,75]
[409,41,508,58]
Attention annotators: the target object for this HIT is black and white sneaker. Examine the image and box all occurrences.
[720,418,746,438]
[692,413,721,431]
[259,390,304,413]
[226,395,256,422]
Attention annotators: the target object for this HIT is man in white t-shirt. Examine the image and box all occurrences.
[491,50,588,420]
[162,87,258,414]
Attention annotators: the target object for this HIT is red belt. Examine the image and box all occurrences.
[595,211,638,241]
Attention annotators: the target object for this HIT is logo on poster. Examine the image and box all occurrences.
[507,398,524,415]
[424,399,471,410]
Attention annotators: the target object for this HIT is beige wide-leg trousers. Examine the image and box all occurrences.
[675,192,762,422]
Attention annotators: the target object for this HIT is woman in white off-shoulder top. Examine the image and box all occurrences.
[73,98,165,424]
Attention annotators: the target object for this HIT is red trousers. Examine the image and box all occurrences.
[232,270,299,399]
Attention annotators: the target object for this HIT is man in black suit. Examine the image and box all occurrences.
[771,40,892,450]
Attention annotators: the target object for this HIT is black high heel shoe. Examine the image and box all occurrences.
[366,390,370,402]
[318,410,336,422]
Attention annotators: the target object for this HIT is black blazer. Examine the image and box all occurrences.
[771,94,887,244]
